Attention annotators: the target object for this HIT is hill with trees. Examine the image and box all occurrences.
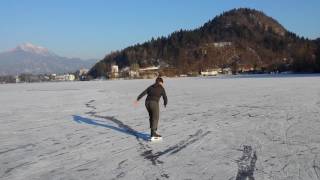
[88,8,320,78]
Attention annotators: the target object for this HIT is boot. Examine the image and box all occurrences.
[151,129,155,137]
[151,129,161,137]
[153,131,162,138]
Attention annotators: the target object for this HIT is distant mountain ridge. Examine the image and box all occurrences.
[89,8,320,78]
[12,43,52,56]
[0,43,97,75]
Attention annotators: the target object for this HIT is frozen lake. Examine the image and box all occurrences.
[1,75,320,180]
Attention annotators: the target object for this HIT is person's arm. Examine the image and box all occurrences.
[162,88,168,107]
[137,87,149,101]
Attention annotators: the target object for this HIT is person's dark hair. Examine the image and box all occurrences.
[155,77,163,84]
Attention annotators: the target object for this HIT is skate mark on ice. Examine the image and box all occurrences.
[248,113,258,118]
[70,159,98,170]
[77,168,89,172]
[237,105,273,109]
[161,173,170,179]
[1,162,35,178]
[235,145,257,180]
[0,144,36,155]
[111,159,129,180]
[313,154,320,180]
[168,130,211,155]
[118,159,127,167]
[86,100,97,109]
[140,130,211,165]
[115,172,125,179]
[140,149,164,165]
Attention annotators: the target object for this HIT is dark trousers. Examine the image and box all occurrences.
[145,100,159,131]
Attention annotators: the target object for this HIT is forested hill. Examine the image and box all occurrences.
[89,8,320,78]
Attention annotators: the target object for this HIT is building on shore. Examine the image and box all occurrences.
[129,70,139,78]
[76,68,89,80]
[222,68,232,75]
[139,66,160,78]
[111,65,119,78]
[238,65,255,73]
[117,65,159,79]
[213,42,232,48]
[54,74,75,81]
[15,75,20,83]
[201,69,219,76]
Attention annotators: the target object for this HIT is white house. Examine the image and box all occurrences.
[66,74,75,81]
[201,69,218,76]
[213,42,232,48]
[139,66,159,71]
[55,74,75,81]
[111,65,119,78]
[111,65,119,73]
[222,68,232,74]
[15,75,20,83]
[78,68,89,76]
[139,66,159,78]
[55,75,65,81]
[129,70,139,78]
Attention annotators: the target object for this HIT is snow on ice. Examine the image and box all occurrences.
[1,75,320,180]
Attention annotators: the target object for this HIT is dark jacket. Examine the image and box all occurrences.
[137,84,168,106]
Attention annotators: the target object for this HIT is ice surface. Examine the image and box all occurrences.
[1,75,320,180]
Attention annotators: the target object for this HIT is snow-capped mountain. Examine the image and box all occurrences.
[0,43,97,75]
[13,43,52,56]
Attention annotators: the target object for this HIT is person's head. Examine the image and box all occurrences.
[155,77,163,85]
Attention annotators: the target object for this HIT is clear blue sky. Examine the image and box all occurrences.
[0,0,319,59]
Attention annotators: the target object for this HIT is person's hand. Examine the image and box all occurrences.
[133,100,139,107]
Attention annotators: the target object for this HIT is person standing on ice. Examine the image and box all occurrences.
[134,77,168,139]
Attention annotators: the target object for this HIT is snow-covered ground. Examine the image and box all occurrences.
[1,75,320,180]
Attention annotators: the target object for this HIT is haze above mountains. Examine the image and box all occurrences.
[0,43,97,76]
